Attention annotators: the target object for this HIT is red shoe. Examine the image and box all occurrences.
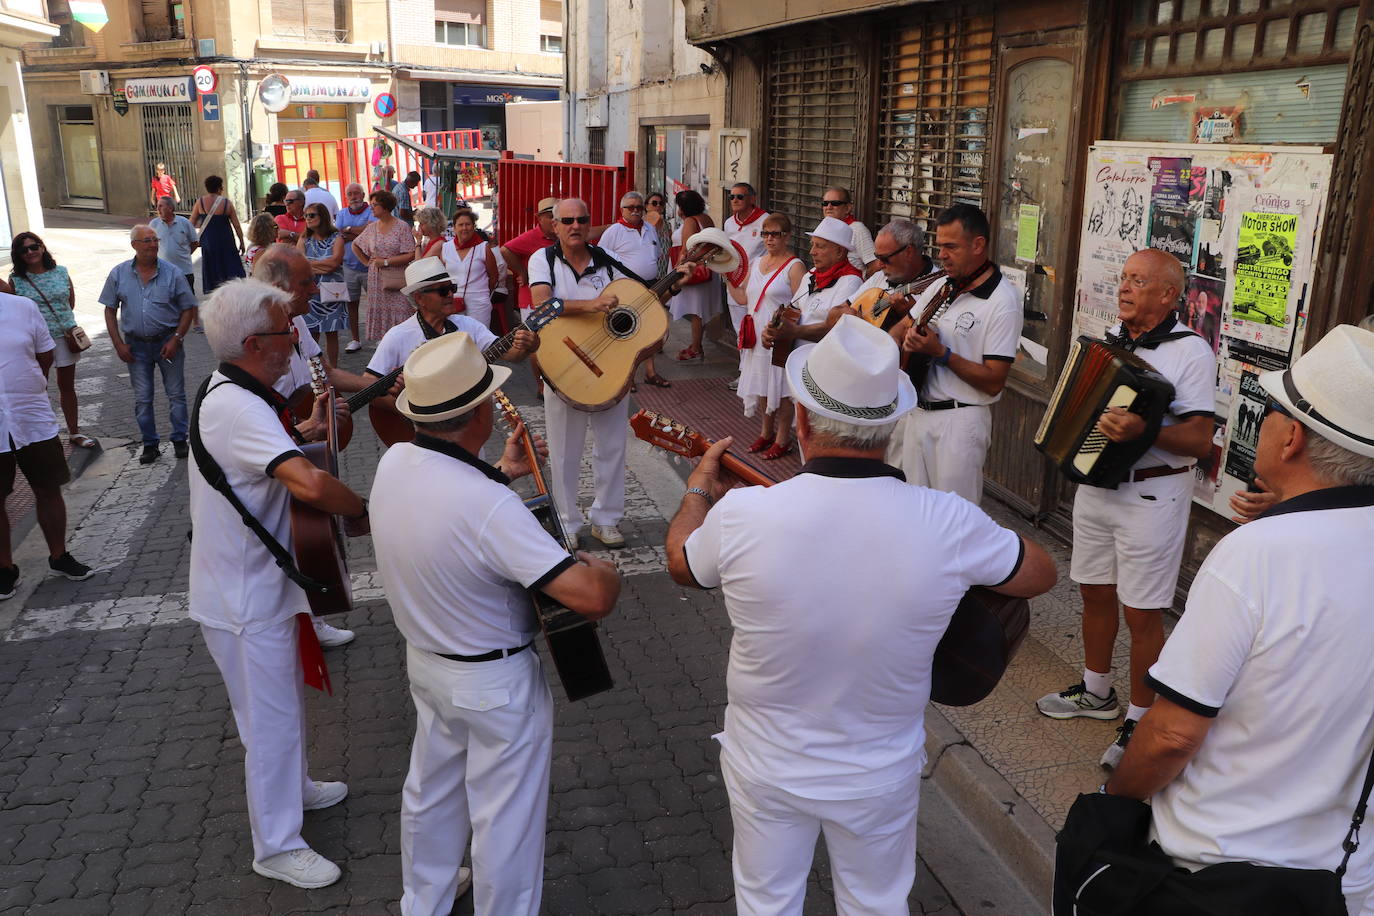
[746,436,773,453]
[677,346,703,361]
[760,442,794,460]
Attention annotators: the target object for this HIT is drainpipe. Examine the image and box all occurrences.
[562,0,571,162]
[239,62,253,213]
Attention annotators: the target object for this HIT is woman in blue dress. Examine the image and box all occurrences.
[189,174,245,293]
[297,203,347,365]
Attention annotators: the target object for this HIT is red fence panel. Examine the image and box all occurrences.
[278,130,489,204]
[273,140,346,199]
[495,150,634,242]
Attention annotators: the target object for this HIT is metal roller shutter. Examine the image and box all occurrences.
[140,104,198,215]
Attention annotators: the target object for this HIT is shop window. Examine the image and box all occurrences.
[436,21,485,46]
[541,34,563,53]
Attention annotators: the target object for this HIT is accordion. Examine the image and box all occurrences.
[1034,336,1176,487]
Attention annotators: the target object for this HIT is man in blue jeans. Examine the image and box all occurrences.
[100,224,197,464]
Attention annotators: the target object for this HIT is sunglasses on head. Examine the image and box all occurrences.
[874,243,912,264]
[728,194,750,201]
[821,198,848,207]
[559,216,591,225]
[21,243,42,253]
[423,283,458,296]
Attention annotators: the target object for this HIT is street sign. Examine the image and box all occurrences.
[192,65,217,95]
[112,93,129,116]
[373,92,396,118]
[200,92,220,121]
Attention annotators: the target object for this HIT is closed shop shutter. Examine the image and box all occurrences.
[874,9,995,253]
[140,104,197,215]
[764,25,866,254]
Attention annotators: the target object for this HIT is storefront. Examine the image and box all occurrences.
[415,78,558,148]
[127,77,199,212]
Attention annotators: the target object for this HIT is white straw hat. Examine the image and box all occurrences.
[785,315,917,427]
[807,216,854,251]
[400,256,453,296]
[1259,324,1374,458]
[683,227,740,275]
[395,332,511,424]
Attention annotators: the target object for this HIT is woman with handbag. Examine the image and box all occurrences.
[735,213,806,460]
[8,233,95,449]
[189,175,246,293]
[350,189,417,341]
[296,203,348,366]
[439,208,499,330]
[670,188,719,361]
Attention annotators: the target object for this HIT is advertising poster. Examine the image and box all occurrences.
[1146,156,1196,273]
[1182,275,1224,354]
[1231,210,1296,328]
[1077,150,1152,339]
[1220,185,1319,356]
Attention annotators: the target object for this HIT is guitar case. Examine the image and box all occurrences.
[930,587,1030,707]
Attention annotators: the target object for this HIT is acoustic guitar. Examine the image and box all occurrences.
[288,364,352,616]
[630,408,1029,707]
[536,240,730,412]
[894,263,995,394]
[368,299,566,447]
[852,267,947,330]
[493,391,615,702]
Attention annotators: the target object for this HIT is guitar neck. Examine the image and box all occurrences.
[345,366,403,414]
[482,318,532,362]
[718,452,776,488]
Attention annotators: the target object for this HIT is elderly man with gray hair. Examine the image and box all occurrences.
[335,181,376,353]
[99,224,198,464]
[668,316,1057,914]
[189,278,369,890]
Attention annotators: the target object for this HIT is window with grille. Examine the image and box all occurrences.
[140,104,197,215]
[764,26,864,255]
[873,11,995,257]
[588,127,606,165]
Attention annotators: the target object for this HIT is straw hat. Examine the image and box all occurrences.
[808,216,854,251]
[683,227,740,275]
[400,256,453,296]
[537,197,558,215]
[395,333,511,424]
[785,315,917,427]
[1259,324,1374,458]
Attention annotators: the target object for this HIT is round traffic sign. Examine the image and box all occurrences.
[192,65,217,95]
[374,92,397,118]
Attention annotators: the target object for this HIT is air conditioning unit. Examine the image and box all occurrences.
[79,70,110,96]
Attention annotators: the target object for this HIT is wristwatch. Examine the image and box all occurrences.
[383,258,389,268]
[174,331,186,340]
[935,346,952,366]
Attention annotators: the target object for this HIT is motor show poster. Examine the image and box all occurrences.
[1075,142,1331,516]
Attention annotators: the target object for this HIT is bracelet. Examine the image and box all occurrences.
[685,486,714,506]
[935,346,952,367]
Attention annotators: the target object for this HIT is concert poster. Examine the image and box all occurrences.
[1077,150,1152,339]
[1181,275,1224,355]
[1222,368,1265,484]
[1146,157,1197,274]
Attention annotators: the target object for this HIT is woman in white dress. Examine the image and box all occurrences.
[734,212,807,460]
[440,208,499,329]
[670,188,719,361]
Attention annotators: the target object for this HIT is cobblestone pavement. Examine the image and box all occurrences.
[0,214,991,914]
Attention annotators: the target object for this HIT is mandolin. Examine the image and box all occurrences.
[631,407,1028,708]
[494,390,615,702]
[367,299,565,447]
[852,267,947,330]
[894,263,995,393]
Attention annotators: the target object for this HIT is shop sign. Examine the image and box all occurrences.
[288,77,371,103]
[453,85,559,106]
[112,90,129,116]
[124,77,194,104]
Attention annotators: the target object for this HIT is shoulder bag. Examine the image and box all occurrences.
[21,274,91,352]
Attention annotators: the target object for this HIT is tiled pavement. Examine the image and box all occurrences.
[0,213,1002,914]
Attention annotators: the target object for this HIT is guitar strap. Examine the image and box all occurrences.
[545,243,648,288]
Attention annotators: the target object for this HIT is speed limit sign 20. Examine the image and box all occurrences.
[192,66,218,95]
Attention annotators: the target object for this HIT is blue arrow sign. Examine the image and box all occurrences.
[201,92,220,121]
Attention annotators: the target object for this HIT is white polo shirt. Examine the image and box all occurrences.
[189,370,306,634]
[1104,318,1216,471]
[684,458,1024,800]
[366,313,498,377]
[723,209,770,277]
[1146,486,1374,899]
[304,186,339,217]
[0,293,59,450]
[846,219,876,272]
[912,268,1022,405]
[527,243,633,301]
[793,272,864,326]
[598,221,659,282]
[273,314,324,400]
[370,437,576,656]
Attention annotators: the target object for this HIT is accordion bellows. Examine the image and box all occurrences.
[1035,337,1176,488]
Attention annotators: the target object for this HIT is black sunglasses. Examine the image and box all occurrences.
[559,216,591,225]
[305,213,320,219]
[1263,397,1292,419]
[759,230,785,238]
[422,283,458,296]
[874,243,912,264]
[821,199,849,206]
[20,243,42,253]
[728,194,750,201]
[621,204,644,211]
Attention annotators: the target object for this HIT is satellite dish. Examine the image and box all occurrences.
[259,74,290,113]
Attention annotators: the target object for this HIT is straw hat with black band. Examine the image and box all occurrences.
[400,256,454,298]
[1258,324,1374,459]
[396,333,511,424]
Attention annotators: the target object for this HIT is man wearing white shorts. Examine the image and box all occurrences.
[1036,248,1216,769]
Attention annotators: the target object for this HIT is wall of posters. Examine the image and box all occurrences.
[1073,141,1332,517]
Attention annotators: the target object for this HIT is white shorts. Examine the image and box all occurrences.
[1070,471,1193,609]
[48,334,81,369]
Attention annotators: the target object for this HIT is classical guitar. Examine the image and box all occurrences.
[895,263,995,394]
[852,267,947,330]
[287,355,355,449]
[630,408,1027,707]
[367,299,566,447]
[493,390,614,702]
[537,239,730,411]
[288,370,352,617]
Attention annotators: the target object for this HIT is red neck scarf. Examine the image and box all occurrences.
[732,207,765,228]
[453,234,482,250]
[616,218,645,232]
[840,215,856,225]
[809,261,861,294]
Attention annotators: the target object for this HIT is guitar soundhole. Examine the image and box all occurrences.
[606,307,638,339]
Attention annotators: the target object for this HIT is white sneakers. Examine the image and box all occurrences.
[590,524,626,548]
[344,339,362,353]
[253,848,342,888]
[303,780,348,811]
[313,620,355,648]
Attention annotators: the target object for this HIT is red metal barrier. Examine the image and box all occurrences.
[495,150,634,242]
[277,130,490,205]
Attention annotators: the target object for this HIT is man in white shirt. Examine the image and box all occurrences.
[1098,324,1374,915]
[190,278,370,890]
[0,290,97,597]
[667,316,1056,915]
[898,203,1023,503]
[597,191,659,283]
[301,170,339,218]
[370,332,619,916]
[1035,248,1215,769]
[820,186,878,275]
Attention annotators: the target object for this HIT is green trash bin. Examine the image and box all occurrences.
[253,165,276,211]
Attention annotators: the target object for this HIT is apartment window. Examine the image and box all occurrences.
[541,34,563,53]
[436,21,485,46]
[436,0,486,46]
[540,0,562,54]
[272,0,349,42]
[588,127,606,164]
[47,0,87,47]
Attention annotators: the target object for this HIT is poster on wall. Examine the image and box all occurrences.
[1073,141,1331,517]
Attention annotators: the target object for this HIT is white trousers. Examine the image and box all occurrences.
[200,616,311,862]
[721,753,921,916]
[890,405,991,504]
[542,389,628,533]
[400,644,553,916]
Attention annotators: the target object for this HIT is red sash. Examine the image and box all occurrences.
[740,258,796,349]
